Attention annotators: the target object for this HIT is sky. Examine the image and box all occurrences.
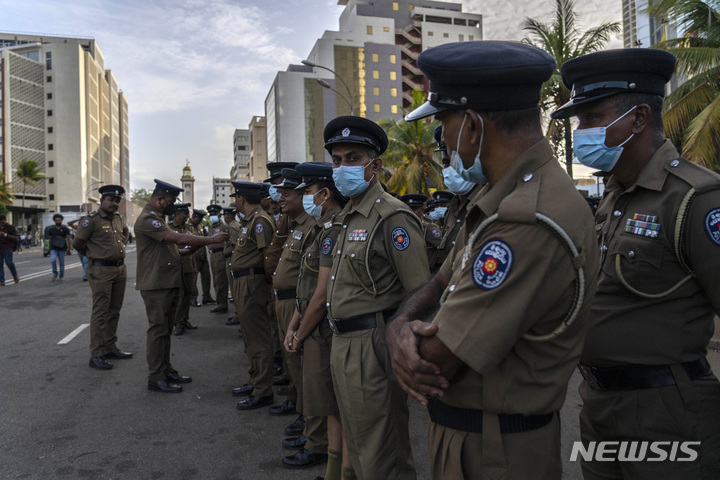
[1,0,622,205]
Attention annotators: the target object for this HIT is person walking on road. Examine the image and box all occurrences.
[72,185,133,371]
[0,214,20,286]
[45,213,72,282]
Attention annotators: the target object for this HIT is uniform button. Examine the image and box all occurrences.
[337,250,341,254]
[167,263,171,265]
[343,225,348,229]
[628,250,635,258]
[307,253,311,257]
[331,276,335,280]
[601,245,608,252]
[456,219,461,223]
[350,253,356,258]
[452,241,456,245]
[613,210,622,217]
[670,160,679,167]
[376,199,380,203]
[326,302,330,307]
[449,285,456,292]
[522,173,533,182]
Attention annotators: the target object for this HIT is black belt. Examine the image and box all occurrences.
[224,253,232,259]
[91,259,124,267]
[328,309,396,335]
[427,397,555,434]
[274,288,296,300]
[578,358,712,391]
[231,267,264,279]
[209,248,224,254]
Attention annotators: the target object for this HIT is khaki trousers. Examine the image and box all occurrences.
[209,252,228,309]
[140,288,179,382]
[174,271,193,327]
[275,298,301,402]
[192,250,212,302]
[87,263,127,357]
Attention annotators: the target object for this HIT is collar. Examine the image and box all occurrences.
[345,181,384,218]
[289,210,312,228]
[472,137,555,217]
[606,140,677,194]
[246,206,264,221]
[98,208,111,218]
[316,205,342,228]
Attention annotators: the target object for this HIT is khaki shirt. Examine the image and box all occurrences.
[272,211,316,291]
[168,221,193,273]
[583,140,720,366]
[327,182,431,319]
[297,206,343,303]
[230,207,275,270]
[432,138,599,414]
[225,220,241,268]
[433,186,480,273]
[74,208,128,261]
[188,223,208,260]
[134,203,181,290]
[266,214,288,275]
[207,222,226,252]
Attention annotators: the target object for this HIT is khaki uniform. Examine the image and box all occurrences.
[430,139,599,479]
[327,181,431,480]
[208,221,229,310]
[169,221,194,328]
[225,219,241,316]
[266,214,289,360]
[189,224,213,303]
[431,186,479,273]
[134,204,182,382]
[423,219,443,269]
[74,208,128,357]
[229,207,276,397]
[580,141,720,480]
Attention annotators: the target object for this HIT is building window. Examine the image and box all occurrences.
[428,31,434,36]
[459,34,464,41]
[391,105,398,114]
[372,53,379,62]
[47,110,53,117]
[443,33,449,38]
[47,93,52,100]
[389,71,397,80]
[49,194,54,201]
[48,127,53,133]
[383,27,390,32]
[366,25,373,35]
[49,177,54,184]
[373,70,379,79]
[393,2,399,10]
[48,144,53,151]
[46,59,52,70]
[469,35,474,41]
[391,88,397,97]
[374,104,380,113]
[46,52,51,59]
[373,87,380,96]
[46,76,52,82]
[390,54,396,64]
[49,161,54,167]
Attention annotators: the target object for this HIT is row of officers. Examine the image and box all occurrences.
[74,41,720,480]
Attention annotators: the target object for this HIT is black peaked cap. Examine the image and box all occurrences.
[324,116,388,155]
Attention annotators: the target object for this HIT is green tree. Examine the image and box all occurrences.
[377,90,443,195]
[648,0,720,170]
[130,188,152,206]
[16,159,45,231]
[522,0,621,179]
[0,179,13,214]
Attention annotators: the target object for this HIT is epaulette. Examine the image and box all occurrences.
[665,157,720,194]
[87,211,98,217]
[496,172,541,224]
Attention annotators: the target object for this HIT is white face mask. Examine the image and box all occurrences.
[442,166,475,195]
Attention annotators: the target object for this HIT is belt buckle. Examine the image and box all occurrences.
[578,364,603,390]
[273,289,279,298]
[327,317,339,335]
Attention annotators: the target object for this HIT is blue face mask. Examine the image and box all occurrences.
[268,185,281,202]
[573,105,636,172]
[332,160,374,198]
[429,207,447,221]
[442,166,474,195]
[449,113,487,185]
[303,190,326,217]
[209,215,219,224]
[236,212,245,221]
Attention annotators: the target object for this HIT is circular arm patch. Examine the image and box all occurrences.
[704,208,720,246]
[472,239,513,290]
[392,227,410,251]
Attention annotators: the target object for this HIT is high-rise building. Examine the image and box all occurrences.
[265,0,482,164]
[212,177,232,208]
[248,116,267,182]
[180,160,195,207]
[0,33,129,228]
[231,129,250,181]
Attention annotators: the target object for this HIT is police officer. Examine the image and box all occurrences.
[386,41,600,479]
[135,180,228,393]
[169,203,197,336]
[73,184,132,370]
[399,193,442,266]
[188,209,214,306]
[551,48,720,479]
[429,190,453,228]
[222,207,241,327]
[229,182,278,410]
[206,204,229,314]
[325,116,432,480]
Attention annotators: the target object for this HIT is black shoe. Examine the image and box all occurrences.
[232,384,254,396]
[166,372,192,384]
[103,348,133,359]
[274,357,284,376]
[282,434,307,450]
[277,386,289,396]
[202,298,217,305]
[236,395,273,410]
[172,326,184,336]
[226,317,239,325]
[210,306,228,313]
[284,415,305,436]
[148,380,182,393]
[89,356,113,370]
[282,449,328,469]
[229,297,234,303]
[191,300,201,307]
[269,400,297,416]
[273,375,290,386]
[184,321,198,330]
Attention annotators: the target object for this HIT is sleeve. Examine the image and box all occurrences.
[686,189,720,314]
[136,214,172,243]
[425,223,442,247]
[319,225,342,268]
[254,217,274,250]
[432,222,576,375]
[381,212,432,292]
[74,216,93,241]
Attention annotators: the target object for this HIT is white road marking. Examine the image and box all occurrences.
[14,261,32,265]
[18,263,82,282]
[58,324,90,345]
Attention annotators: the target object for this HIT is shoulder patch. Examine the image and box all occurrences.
[704,208,720,246]
[255,223,264,234]
[321,237,333,255]
[391,227,410,251]
[151,219,162,229]
[431,228,441,239]
[472,239,513,290]
[80,218,90,228]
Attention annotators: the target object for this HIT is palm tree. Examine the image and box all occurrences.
[0,180,13,215]
[377,90,443,195]
[648,0,720,170]
[522,0,621,179]
[15,159,45,231]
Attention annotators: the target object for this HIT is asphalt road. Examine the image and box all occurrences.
[1,247,719,479]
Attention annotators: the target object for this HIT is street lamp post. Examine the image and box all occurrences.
[316,79,353,114]
[302,59,354,115]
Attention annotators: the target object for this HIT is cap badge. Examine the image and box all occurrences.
[342,128,350,137]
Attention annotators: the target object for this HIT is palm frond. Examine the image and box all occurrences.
[682,93,720,169]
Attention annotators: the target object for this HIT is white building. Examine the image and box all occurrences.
[211,177,232,208]
[230,129,250,181]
